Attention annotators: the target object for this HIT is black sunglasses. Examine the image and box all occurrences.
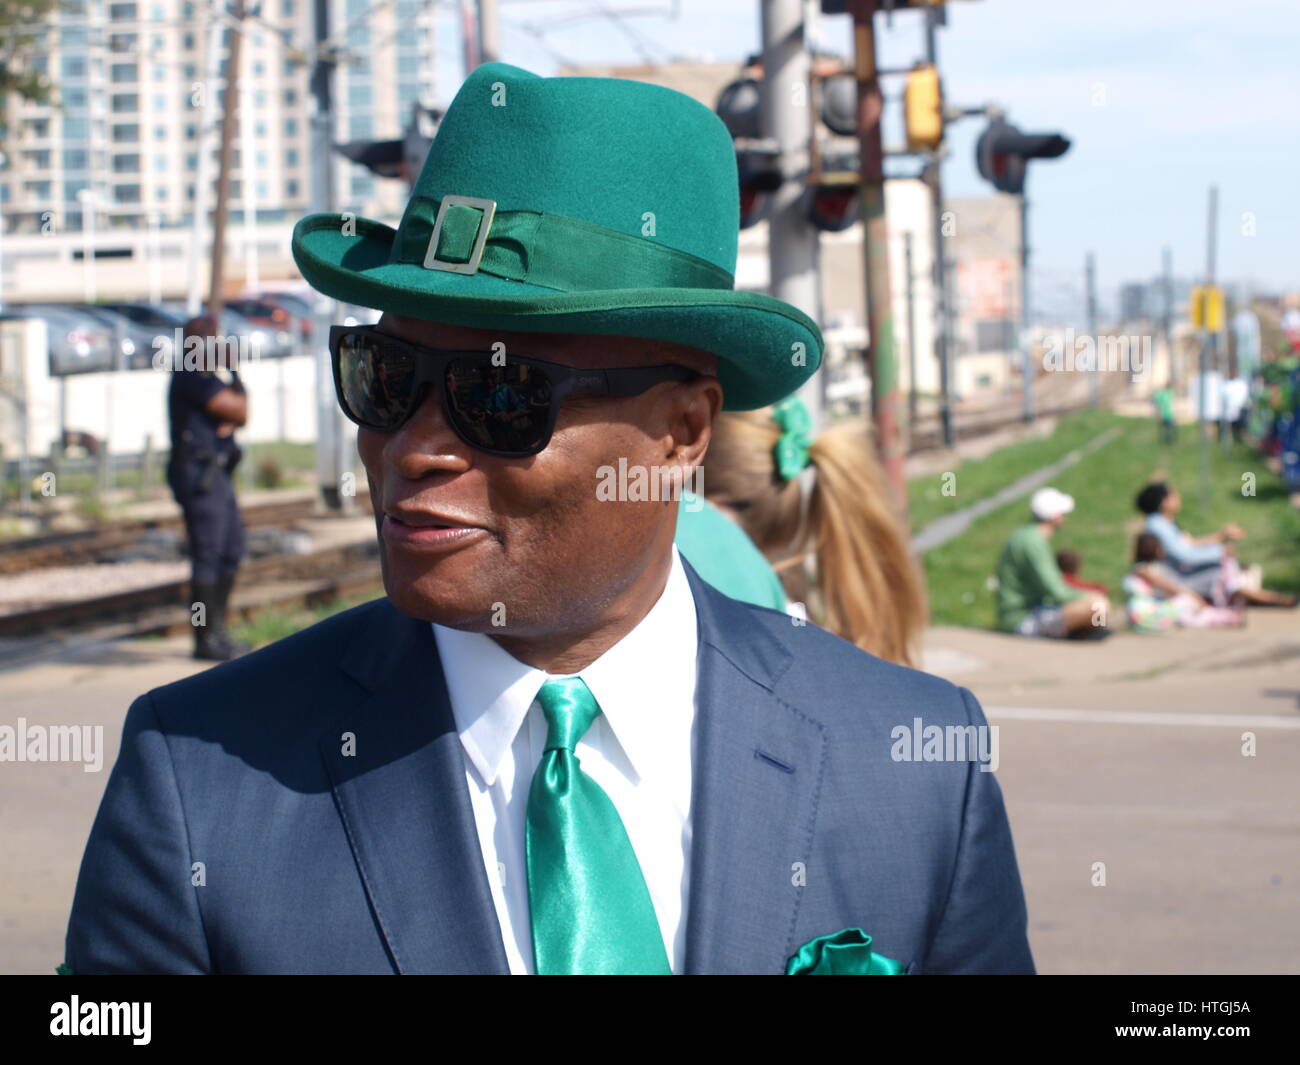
[329,324,699,457]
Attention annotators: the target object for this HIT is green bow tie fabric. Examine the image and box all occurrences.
[525,677,672,975]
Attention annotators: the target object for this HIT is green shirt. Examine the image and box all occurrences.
[994,522,1082,632]
[674,492,789,611]
[1152,387,1174,420]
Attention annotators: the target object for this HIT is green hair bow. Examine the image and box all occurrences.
[772,395,813,480]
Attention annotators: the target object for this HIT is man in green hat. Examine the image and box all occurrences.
[66,63,1033,975]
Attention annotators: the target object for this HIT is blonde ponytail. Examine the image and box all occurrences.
[704,410,928,666]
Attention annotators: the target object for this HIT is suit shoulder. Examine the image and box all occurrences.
[144,597,389,724]
[730,598,972,727]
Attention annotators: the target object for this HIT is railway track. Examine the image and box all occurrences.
[0,537,383,669]
[0,490,369,574]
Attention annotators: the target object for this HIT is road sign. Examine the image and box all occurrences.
[1190,285,1225,332]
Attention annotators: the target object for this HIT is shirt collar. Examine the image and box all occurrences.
[433,549,699,792]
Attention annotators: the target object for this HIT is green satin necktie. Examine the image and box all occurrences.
[525,677,672,975]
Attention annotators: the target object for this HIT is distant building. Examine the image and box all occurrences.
[0,0,435,300]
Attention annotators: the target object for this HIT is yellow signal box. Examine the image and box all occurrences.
[1190,285,1225,332]
[904,64,943,151]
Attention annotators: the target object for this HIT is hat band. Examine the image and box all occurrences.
[391,194,735,292]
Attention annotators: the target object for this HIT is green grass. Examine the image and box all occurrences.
[920,416,1300,628]
[230,586,384,647]
[908,408,1126,531]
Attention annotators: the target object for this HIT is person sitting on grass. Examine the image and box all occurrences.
[1136,481,1297,607]
[995,487,1109,639]
[1123,533,1244,632]
[1056,548,1109,596]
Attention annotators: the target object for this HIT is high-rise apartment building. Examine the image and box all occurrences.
[0,0,436,237]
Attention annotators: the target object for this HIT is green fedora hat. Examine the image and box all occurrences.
[291,61,822,411]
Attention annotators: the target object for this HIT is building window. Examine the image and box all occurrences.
[63,149,89,170]
[284,118,297,136]
[348,84,372,108]
[110,63,138,84]
[63,117,89,139]
[285,148,298,167]
[154,155,168,171]
[23,149,52,169]
[154,125,166,139]
[109,32,137,52]
[61,86,88,108]
[108,3,138,20]
[286,179,299,197]
[110,93,139,113]
[183,33,195,50]
[283,89,297,106]
[348,115,372,138]
[61,55,87,78]
[112,153,141,173]
[111,123,141,143]
[114,184,142,204]
[24,181,54,200]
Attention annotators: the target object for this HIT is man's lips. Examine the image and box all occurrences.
[382,509,491,549]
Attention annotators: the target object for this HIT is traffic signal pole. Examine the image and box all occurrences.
[759,0,823,429]
[848,0,906,508]
[310,0,349,513]
[922,4,954,447]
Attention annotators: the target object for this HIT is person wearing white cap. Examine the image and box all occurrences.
[995,487,1109,638]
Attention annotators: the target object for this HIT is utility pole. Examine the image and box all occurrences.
[848,0,904,506]
[1198,185,1217,512]
[903,229,917,432]
[310,0,349,512]
[759,0,822,428]
[1085,250,1097,406]
[209,0,246,327]
[461,0,480,72]
[1018,190,1032,421]
[923,4,953,447]
[188,0,224,316]
[240,75,260,293]
[478,0,500,64]
[1162,244,1174,389]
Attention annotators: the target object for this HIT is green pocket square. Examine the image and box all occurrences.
[786,928,907,975]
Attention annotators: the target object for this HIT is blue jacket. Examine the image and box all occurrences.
[65,563,1034,974]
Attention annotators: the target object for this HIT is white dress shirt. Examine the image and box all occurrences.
[432,547,700,974]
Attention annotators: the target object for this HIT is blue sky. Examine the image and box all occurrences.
[431,0,1300,317]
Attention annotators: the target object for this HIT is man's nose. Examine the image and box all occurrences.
[382,384,474,479]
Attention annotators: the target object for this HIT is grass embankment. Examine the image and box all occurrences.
[230,586,384,648]
[914,413,1300,628]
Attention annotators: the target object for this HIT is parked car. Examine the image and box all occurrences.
[159,302,295,362]
[228,295,310,346]
[0,306,117,376]
[55,304,169,371]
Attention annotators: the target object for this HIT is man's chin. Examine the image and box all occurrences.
[383,577,502,632]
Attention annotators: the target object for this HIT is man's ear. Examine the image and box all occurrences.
[664,375,723,473]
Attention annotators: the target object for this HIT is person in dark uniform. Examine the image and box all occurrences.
[167,315,250,661]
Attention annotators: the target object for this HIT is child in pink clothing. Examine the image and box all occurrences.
[1124,534,1244,631]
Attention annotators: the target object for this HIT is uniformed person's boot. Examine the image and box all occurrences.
[211,574,252,658]
[191,580,237,661]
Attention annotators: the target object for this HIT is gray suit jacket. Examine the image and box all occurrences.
[66,564,1034,974]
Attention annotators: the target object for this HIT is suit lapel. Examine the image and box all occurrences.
[319,600,508,974]
[681,565,829,975]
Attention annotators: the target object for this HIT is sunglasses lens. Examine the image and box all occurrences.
[336,331,416,430]
[445,357,554,455]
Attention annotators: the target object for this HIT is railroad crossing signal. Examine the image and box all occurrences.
[1190,285,1225,332]
[975,118,1071,195]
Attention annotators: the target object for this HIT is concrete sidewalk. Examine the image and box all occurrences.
[1,611,1296,974]
[923,611,1300,974]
